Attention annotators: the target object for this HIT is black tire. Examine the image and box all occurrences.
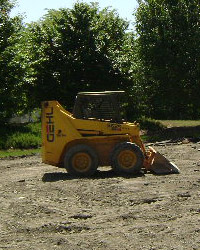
[111,142,144,174]
[64,144,98,177]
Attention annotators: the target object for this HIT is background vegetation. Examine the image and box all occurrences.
[1,0,200,121]
[1,0,200,152]
[0,123,41,149]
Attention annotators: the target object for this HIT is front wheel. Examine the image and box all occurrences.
[64,144,98,177]
[111,142,144,174]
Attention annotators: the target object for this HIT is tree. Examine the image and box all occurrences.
[135,0,200,119]
[0,0,25,121]
[21,2,133,110]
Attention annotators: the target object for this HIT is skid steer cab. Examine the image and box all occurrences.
[41,91,180,177]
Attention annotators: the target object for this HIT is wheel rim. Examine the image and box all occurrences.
[72,152,91,173]
[117,150,137,169]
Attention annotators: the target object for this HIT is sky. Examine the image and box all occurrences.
[11,0,138,30]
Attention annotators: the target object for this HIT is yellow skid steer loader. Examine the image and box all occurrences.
[41,91,180,176]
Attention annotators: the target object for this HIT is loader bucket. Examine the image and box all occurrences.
[145,147,180,174]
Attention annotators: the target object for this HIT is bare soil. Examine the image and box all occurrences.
[0,142,200,250]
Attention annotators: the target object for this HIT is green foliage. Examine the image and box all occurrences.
[2,0,200,122]
[4,132,41,149]
[0,123,41,149]
[20,2,133,110]
[135,0,200,119]
[137,116,165,131]
[0,0,26,121]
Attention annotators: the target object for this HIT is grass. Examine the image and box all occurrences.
[0,148,41,158]
[138,118,200,130]
[158,120,200,127]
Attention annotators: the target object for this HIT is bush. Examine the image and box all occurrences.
[137,116,165,131]
[0,123,41,150]
[4,133,41,149]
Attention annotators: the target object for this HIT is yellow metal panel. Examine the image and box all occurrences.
[42,101,82,165]
[42,100,143,167]
[72,118,140,136]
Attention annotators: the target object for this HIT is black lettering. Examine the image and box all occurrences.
[48,124,54,133]
[46,107,53,115]
[46,115,53,124]
[46,107,55,142]
[47,134,54,142]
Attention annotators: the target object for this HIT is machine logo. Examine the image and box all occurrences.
[108,123,122,131]
[46,107,55,142]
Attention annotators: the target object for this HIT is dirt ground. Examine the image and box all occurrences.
[0,142,200,250]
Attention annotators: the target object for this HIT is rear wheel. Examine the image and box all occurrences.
[111,142,144,174]
[64,144,98,177]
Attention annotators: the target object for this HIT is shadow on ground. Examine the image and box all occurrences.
[42,169,144,182]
